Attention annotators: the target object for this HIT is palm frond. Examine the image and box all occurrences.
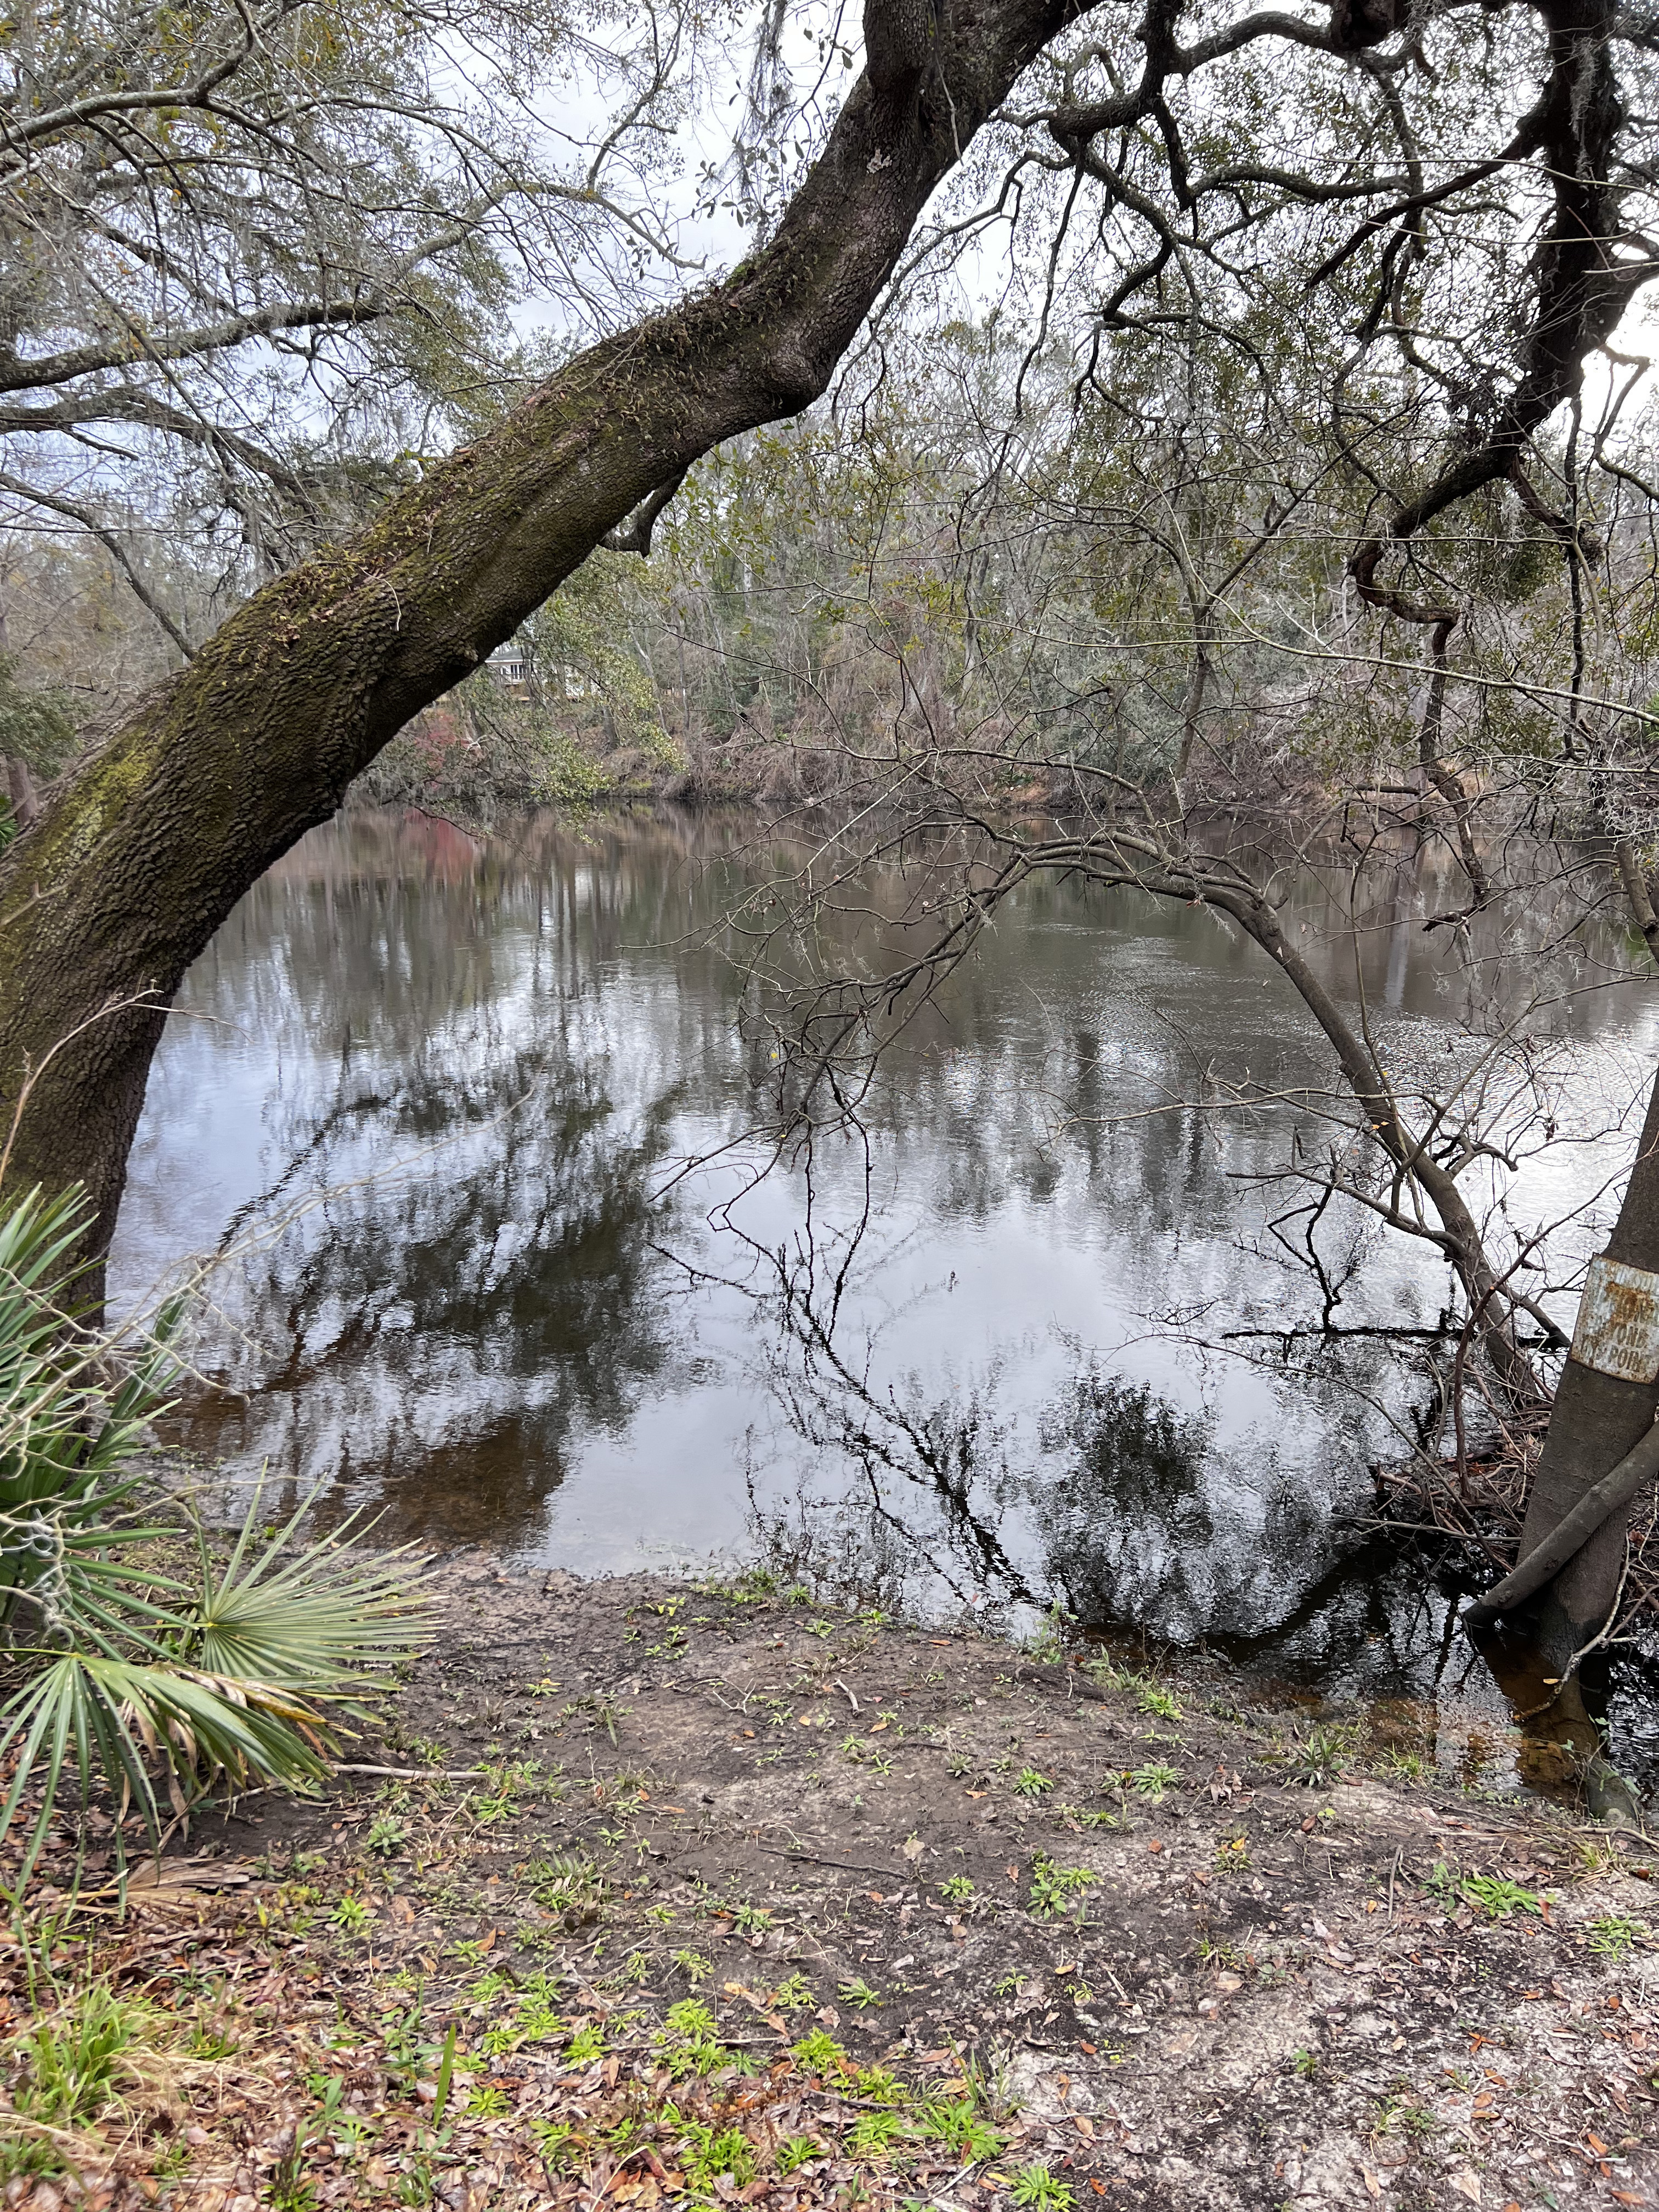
[173,1494,429,1703]
[0,1183,178,1522]
[0,1182,432,1914]
[0,1651,338,1900]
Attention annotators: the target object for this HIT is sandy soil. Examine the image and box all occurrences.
[7,1559,1658,2211]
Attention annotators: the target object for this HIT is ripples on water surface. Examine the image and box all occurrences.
[110,809,1659,1785]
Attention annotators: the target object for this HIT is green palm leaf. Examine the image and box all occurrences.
[172,1495,428,1702]
[0,1182,433,1914]
[0,1651,338,1900]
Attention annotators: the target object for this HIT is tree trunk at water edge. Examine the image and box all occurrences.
[1513,1066,1659,1670]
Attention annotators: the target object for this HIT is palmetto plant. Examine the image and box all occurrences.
[0,1184,429,1905]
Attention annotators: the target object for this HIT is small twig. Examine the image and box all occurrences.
[755,1845,912,1883]
[834,1678,860,1715]
[332,1763,485,1780]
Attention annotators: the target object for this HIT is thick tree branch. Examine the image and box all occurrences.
[0,296,390,397]
[601,468,689,555]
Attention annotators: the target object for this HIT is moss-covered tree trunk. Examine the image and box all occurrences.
[0,0,1081,1290]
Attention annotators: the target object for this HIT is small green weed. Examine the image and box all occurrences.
[515,1999,564,2042]
[1011,2162,1074,2209]
[1058,1802,1122,1831]
[1130,1762,1180,1803]
[681,2123,757,2189]
[1375,2094,1437,2139]
[659,1997,748,2078]
[1293,1723,1360,1788]
[848,2111,906,2156]
[431,2023,459,2128]
[1374,1745,1430,1783]
[530,1852,607,1931]
[922,2098,1004,2160]
[532,2119,575,2164]
[1026,1606,1069,1664]
[1588,1914,1647,1957]
[1461,1875,1543,1921]
[858,2064,907,2105]
[1029,1857,1099,1918]
[1423,1860,1462,1911]
[792,2029,850,2075]
[267,2121,319,2212]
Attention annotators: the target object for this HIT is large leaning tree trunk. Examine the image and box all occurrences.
[1452,1053,1659,1826]
[0,0,1095,1291]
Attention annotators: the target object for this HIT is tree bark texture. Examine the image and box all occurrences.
[0,0,1087,1270]
[1514,1064,1659,1658]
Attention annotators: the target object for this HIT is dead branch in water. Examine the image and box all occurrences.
[1368,1398,1659,1636]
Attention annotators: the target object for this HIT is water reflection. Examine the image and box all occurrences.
[109,808,1659,1773]
[1037,1372,1235,1639]
[213,1050,675,1542]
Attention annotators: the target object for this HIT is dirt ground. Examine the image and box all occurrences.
[7,1558,1659,2212]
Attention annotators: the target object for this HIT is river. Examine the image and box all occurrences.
[109,807,1659,1787]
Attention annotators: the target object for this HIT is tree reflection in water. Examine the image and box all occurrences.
[171,1049,679,1542]
[746,1306,1479,1709]
[109,809,1659,1780]
[119,810,725,1541]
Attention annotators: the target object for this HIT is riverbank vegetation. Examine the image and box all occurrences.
[0,1182,430,1912]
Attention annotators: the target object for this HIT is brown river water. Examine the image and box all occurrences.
[108,808,1659,1792]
